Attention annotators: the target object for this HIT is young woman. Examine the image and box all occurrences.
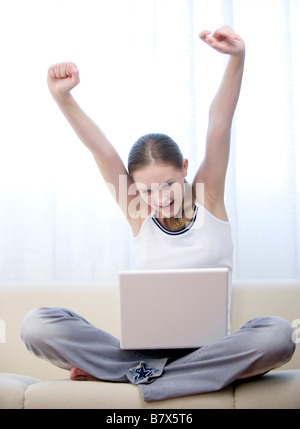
[21,26,295,401]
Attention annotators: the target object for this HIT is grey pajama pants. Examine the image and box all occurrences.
[21,307,295,401]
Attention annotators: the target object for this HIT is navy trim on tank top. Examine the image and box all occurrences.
[151,206,198,236]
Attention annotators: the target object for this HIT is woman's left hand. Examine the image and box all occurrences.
[199,26,245,57]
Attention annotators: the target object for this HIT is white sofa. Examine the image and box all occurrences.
[0,280,300,409]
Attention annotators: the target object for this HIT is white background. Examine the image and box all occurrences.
[0,0,299,285]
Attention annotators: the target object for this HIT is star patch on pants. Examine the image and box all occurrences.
[128,361,160,384]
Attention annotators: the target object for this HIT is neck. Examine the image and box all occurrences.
[157,201,196,231]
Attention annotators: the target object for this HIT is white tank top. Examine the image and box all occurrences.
[133,202,234,329]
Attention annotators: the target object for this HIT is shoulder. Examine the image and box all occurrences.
[193,181,228,222]
[128,199,153,237]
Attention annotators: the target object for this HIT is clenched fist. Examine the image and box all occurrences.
[199,26,245,57]
[47,62,80,98]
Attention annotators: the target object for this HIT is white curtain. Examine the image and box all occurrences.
[0,0,299,286]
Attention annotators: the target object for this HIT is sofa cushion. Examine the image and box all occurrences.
[24,378,235,409]
[234,370,300,409]
[0,373,40,409]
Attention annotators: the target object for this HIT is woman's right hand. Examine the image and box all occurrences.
[47,62,80,98]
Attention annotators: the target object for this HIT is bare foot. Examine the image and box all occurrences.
[70,366,101,381]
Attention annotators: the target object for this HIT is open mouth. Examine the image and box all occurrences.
[159,200,175,210]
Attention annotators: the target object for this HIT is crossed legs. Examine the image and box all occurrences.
[21,307,295,401]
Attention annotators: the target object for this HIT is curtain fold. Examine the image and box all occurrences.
[0,0,299,285]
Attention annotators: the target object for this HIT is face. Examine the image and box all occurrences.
[132,160,188,219]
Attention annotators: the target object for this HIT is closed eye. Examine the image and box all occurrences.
[164,182,175,188]
[141,189,152,195]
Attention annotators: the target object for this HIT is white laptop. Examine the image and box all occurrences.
[118,268,229,350]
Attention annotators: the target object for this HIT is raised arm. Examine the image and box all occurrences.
[193,26,245,220]
[47,63,140,231]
